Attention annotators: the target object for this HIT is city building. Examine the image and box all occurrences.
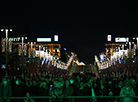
[95,35,137,77]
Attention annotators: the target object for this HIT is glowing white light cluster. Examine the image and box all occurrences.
[36,50,67,70]
[115,37,129,42]
[107,35,111,41]
[54,35,58,41]
[37,38,51,42]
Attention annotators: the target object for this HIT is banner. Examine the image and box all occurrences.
[1,38,5,52]
[19,45,22,56]
[33,48,36,58]
[8,41,12,52]
[23,44,27,56]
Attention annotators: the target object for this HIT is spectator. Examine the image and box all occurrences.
[25,78,32,95]
[59,77,64,88]
[105,80,117,102]
[37,80,49,102]
[120,80,135,102]
[129,78,136,90]
[51,77,55,83]
[76,81,87,102]
[69,77,78,102]
[85,79,96,102]
[0,77,12,102]
[29,80,39,102]
[11,78,26,102]
[84,74,91,83]
[116,80,123,102]
[96,79,106,102]
[45,75,51,88]
[49,80,63,102]
[117,81,123,90]
[62,79,74,102]
[74,75,81,87]
[69,78,74,85]
[7,79,11,86]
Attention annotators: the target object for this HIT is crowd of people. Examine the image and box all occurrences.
[0,73,138,102]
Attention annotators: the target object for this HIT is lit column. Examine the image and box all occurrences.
[129,42,131,58]
[1,28,12,77]
[28,41,33,76]
[122,44,124,50]
[21,37,24,76]
[31,42,33,76]
[136,38,138,72]
[5,29,8,77]
[129,42,131,76]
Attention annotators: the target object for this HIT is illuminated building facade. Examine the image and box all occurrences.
[1,36,61,59]
[95,35,137,77]
[0,35,62,75]
[0,32,85,76]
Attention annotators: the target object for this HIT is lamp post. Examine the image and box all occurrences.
[1,27,12,77]
[128,42,132,76]
[136,38,138,72]
[31,42,33,76]
[22,37,24,77]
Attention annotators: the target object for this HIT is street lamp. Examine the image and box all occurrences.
[1,27,12,77]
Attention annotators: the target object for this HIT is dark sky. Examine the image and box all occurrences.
[0,0,138,64]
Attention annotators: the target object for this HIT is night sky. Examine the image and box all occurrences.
[0,0,138,64]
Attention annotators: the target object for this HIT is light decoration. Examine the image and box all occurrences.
[8,40,12,52]
[19,44,22,56]
[57,63,60,68]
[33,48,36,58]
[1,38,5,52]
[54,60,57,67]
[61,64,63,69]
[35,45,80,71]
[3,37,20,42]
[107,35,111,41]
[37,38,51,42]
[54,35,58,41]
[133,44,136,56]
[75,60,85,65]
[66,52,74,68]
[100,54,105,62]
[23,44,27,56]
[115,37,129,42]
[94,55,100,68]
